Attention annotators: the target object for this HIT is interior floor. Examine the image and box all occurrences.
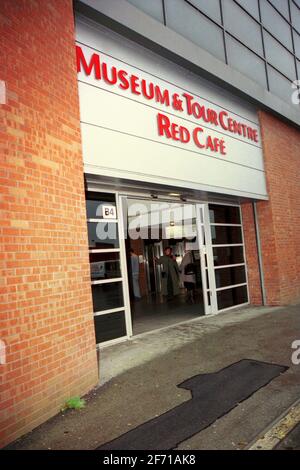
[131,290,205,335]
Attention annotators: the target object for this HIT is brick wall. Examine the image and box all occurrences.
[0,0,98,447]
[257,111,300,305]
[241,203,262,306]
[243,111,300,306]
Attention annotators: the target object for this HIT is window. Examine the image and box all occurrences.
[211,225,243,245]
[94,311,127,344]
[217,285,248,310]
[87,221,119,250]
[215,265,247,288]
[90,252,121,281]
[92,283,124,312]
[213,245,245,266]
[86,192,116,219]
[86,191,128,345]
[209,204,241,224]
[209,203,248,310]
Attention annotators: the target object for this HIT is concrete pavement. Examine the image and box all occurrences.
[6,304,300,450]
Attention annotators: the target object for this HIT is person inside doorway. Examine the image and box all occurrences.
[130,248,141,300]
[155,246,180,301]
[180,240,196,304]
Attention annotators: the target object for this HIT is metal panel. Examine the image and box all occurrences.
[293,29,300,58]
[127,0,164,23]
[222,0,263,55]
[263,30,296,80]
[267,65,294,102]
[269,0,290,19]
[226,35,267,88]
[164,0,225,61]
[187,0,222,23]
[260,0,293,50]
[75,0,300,128]
[235,0,260,20]
[291,1,300,33]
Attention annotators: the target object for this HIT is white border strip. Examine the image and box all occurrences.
[91,277,123,285]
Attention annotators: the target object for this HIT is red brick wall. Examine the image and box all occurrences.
[257,111,300,305]
[0,0,98,447]
[241,203,262,305]
[243,111,300,307]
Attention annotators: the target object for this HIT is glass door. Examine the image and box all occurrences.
[85,191,248,346]
[122,195,213,332]
[208,203,249,311]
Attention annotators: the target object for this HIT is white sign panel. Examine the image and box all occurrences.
[102,205,117,219]
[76,17,267,200]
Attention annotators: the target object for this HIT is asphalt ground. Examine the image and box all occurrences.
[6,304,300,450]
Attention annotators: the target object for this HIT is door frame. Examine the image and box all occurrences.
[118,195,216,338]
[195,203,217,314]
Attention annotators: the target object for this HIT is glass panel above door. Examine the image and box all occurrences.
[209,204,241,224]
[86,192,117,219]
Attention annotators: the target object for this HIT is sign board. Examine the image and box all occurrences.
[102,205,117,219]
[76,17,267,200]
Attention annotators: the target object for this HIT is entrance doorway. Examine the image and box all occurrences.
[84,185,250,346]
[124,197,210,335]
